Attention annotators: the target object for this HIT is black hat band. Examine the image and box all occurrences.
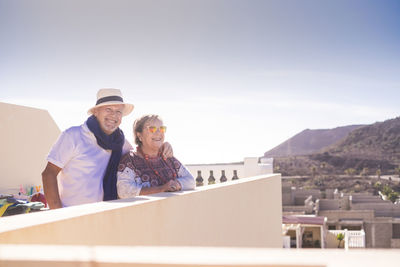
[96,96,123,105]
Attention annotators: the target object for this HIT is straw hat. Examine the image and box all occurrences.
[87,88,134,116]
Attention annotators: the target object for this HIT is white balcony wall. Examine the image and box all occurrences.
[0,174,282,248]
[0,102,60,195]
[1,244,400,267]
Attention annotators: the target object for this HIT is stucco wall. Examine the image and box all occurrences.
[351,194,383,204]
[368,220,393,248]
[0,174,282,248]
[391,238,400,248]
[281,184,293,205]
[0,102,60,194]
[318,199,340,211]
[318,210,374,221]
[326,231,342,248]
[351,203,400,217]
[293,189,321,205]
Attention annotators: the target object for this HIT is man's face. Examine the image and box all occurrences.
[93,104,124,135]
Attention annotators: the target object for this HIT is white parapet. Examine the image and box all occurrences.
[0,102,60,195]
[0,244,399,267]
[186,157,273,183]
[0,174,283,248]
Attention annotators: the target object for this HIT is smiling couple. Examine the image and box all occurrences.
[42,88,195,209]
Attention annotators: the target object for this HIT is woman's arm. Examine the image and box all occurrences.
[117,167,143,198]
[176,164,196,190]
[117,166,181,198]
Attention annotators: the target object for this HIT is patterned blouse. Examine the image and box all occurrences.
[117,151,195,198]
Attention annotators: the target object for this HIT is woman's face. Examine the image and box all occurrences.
[138,118,165,151]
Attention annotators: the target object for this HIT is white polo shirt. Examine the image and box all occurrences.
[47,122,131,207]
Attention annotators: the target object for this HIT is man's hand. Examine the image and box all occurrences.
[159,142,173,159]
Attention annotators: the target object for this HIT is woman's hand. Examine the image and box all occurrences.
[140,180,182,195]
[163,179,182,192]
[159,142,173,159]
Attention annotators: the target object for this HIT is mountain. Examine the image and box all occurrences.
[264,125,363,158]
[272,117,400,176]
[321,117,400,164]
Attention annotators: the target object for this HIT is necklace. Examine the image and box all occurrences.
[136,146,177,183]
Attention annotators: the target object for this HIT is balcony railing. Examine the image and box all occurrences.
[329,229,366,249]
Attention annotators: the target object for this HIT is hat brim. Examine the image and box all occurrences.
[87,102,134,116]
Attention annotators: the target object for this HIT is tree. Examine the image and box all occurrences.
[311,166,317,178]
[380,185,400,203]
[274,165,280,173]
[388,191,399,203]
[382,185,393,196]
[320,162,326,169]
[374,181,382,190]
[345,168,356,177]
[395,166,400,177]
[376,169,381,179]
[361,167,369,177]
[336,233,345,248]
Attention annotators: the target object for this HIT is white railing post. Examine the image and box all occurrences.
[344,229,349,250]
[361,229,366,248]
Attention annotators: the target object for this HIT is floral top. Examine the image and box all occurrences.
[117,151,195,198]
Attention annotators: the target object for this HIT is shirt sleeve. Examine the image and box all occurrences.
[46,129,76,169]
[177,164,196,190]
[122,139,133,154]
[117,164,143,198]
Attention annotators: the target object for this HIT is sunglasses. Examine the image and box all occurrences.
[147,126,167,133]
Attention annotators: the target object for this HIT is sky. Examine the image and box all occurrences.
[1,0,399,164]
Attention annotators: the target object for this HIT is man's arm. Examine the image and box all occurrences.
[42,162,63,209]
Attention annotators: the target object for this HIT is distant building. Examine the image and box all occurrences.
[282,215,327,248]
[282,182,400,248]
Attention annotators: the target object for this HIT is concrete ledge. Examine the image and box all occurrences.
[1,245,400,267]
[0,174,282,248]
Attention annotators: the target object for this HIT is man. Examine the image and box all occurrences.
[42,88,171,208]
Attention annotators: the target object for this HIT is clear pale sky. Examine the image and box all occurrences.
[1,0,399,164]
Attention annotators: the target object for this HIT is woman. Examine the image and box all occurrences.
[117,114,195,197]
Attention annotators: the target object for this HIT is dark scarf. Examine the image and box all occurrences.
[86,115,124,201]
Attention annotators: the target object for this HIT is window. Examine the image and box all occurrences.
[328,225,336,230]
[342,225,362,231]
[393,224,400,239]
[302,231,314,248]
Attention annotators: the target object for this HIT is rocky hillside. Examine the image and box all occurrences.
[326,117,400,162]
[272,117,400,176]
[264,125,363,157]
